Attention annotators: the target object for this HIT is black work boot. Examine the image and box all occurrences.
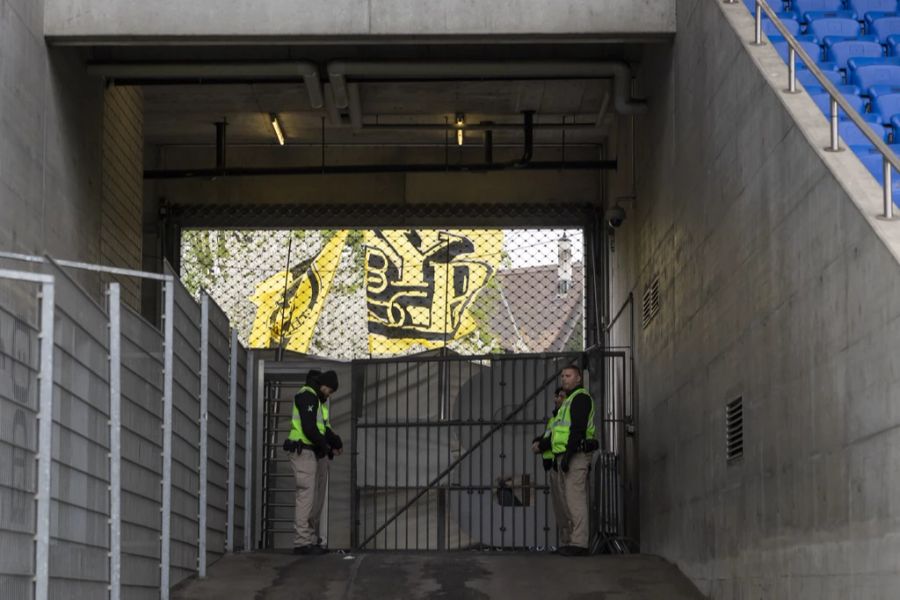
[293,545,327,555]
[557,545,588,556]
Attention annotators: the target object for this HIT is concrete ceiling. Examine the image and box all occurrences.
[122,41,641,167]
[142,79,614,147]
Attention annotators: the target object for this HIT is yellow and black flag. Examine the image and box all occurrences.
[365,229,503,355]
[248,231,348,353]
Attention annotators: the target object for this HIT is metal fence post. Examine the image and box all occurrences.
[884,157,895,220]
[161,278,174,600]
[198,294,209,577]
[244,351,254,552]
[108,283,122,600]
[753,1,763,45]
[830,97,841,152]
[33,274,55,600]
[788,47,797,93]
[226,329,238,553]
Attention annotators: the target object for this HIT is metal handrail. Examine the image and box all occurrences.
[727,0,898,218]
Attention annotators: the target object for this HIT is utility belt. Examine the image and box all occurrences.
[282,439,315,454]
[553,438,600,457]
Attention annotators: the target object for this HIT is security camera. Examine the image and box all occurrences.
[605,205,626,229]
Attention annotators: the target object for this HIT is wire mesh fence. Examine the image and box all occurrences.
[180,228,586,361]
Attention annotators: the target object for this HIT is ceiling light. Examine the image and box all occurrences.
[270,113,285,146]
[455,112,465,146]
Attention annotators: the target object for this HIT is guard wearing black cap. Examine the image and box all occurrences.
[284,369,343,554]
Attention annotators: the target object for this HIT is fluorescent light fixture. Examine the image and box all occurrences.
[455,112,465,146]
[270,113,285,146]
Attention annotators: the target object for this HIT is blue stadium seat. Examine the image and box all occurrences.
[773,38,825,62]
[850,0,899,17]
[828,40,885,69]
[798,69,847,87]
[873,92,900,119]
[810,17,863,43]
[864,12,900,29]
[811,92,870,117]
[885,33,900,53]
[794,0,846,15]
[889,113,900,130]
[869,83,900,96]
[870,15,900,40]
[804,83,863,93]
[839,120,890,145]
[850,61,900,90]
[763,14,803,36]
[803,9,859,22]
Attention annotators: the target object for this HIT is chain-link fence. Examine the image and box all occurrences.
[180,228,585,361]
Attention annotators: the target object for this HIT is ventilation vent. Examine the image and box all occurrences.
[641,275,660,329]
[725,397,744,463]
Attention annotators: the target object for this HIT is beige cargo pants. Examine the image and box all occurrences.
[290,450,329,547]
[556,452,591,548]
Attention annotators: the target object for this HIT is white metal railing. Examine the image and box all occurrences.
[725,0,898,219]
[0,251,256,600]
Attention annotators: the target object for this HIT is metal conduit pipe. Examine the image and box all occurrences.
[327,60,647,115]
[143,160,617,179]
[86,62,324,109]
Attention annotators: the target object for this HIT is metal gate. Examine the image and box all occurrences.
[349,349,632,551]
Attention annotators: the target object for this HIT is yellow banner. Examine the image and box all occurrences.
[248,231,348,353]
[365,229,503,355]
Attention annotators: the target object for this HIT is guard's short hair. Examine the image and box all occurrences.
[561,365,582,378]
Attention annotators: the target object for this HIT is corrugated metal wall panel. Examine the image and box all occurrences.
[170,278,200,586]
[205,298,230,564]
[233,345,248,548]
[0,279,40,600]
[120,305,164,598]
[46,262,110,599]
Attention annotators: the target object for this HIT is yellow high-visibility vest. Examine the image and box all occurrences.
[550,387,596,455]
[289,385,326,445]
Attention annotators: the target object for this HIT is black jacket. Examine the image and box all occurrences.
[564,390,592,454]
[294,387,343,456]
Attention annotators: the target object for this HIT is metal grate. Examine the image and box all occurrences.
[179,228,586,361]
[725,397,743,463]
[641,275,660,329]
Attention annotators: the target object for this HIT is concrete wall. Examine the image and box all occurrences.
[606,0,900,597]
[0,0,106,268]
[44,0,675,41]
[101,86,143,308]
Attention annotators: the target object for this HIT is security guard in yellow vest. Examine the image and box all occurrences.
[550,365,598,556]
[533,387,569,549]
[284,369,342,555]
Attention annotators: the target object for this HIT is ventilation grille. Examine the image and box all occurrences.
[725,397,744,463]
[641,275,660,329]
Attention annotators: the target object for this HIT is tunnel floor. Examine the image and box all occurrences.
[172,551,705,599]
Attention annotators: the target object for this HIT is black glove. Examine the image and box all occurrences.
[580,438,600,453]
[314,443,331,459]
[560,453,570,473]
[542,458,553,472]
[325,429,343,450]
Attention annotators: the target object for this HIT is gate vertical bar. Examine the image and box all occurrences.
[255,360,265,549]
[405,361,410,550]
[108,283,122,600]
[244,351,254,552]
[226,329,238,552]
[161,278,174,600]
[34,276,55,600]
[350,362,363,549]
[198,295,209,577]
[394,361,399,550]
